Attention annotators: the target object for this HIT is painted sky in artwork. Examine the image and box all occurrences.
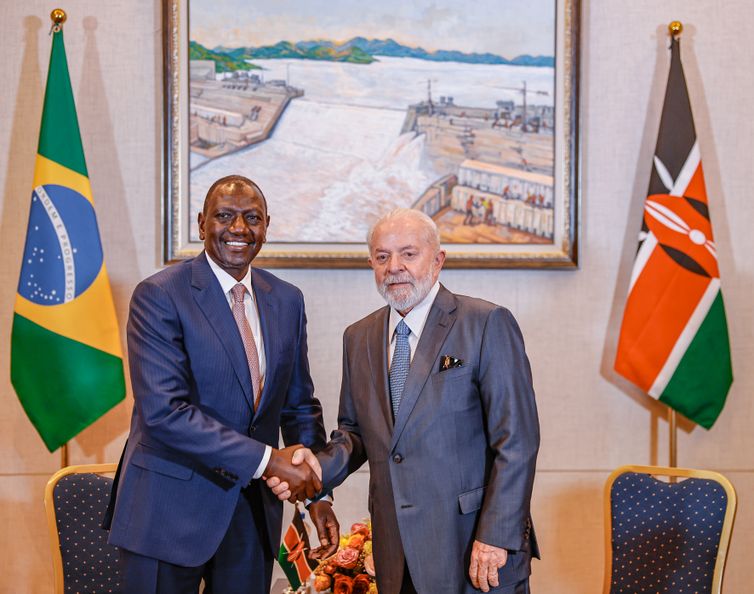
[190,0,555,58]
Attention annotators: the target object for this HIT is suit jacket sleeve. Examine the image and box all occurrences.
[279,291,326,452]
[127,279,266,486]
[317,329,368,490]
[475,307,540,551]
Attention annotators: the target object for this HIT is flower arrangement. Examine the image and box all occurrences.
[310,521,377,594]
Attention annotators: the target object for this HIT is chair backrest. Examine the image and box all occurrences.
[603,465,736,594]
[44,463,121,594]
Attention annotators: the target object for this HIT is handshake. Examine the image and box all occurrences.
[262,444,323,503]
[263,445,340,559]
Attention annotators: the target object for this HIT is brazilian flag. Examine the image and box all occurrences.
[10,25,125,452]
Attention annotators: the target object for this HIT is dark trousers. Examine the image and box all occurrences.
[400,562,530,594]
[119,486,273,594]
[400,562,418,594]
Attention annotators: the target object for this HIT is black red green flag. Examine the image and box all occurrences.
[278,505,316,589]
[615,35,732,429]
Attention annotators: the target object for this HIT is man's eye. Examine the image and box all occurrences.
[246,215,260,223]
[216,212,231,220]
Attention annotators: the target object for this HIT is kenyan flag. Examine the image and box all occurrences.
[614,35,732,429]
[278,505,316,590]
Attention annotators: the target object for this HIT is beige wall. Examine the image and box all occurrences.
[1,1,753,592]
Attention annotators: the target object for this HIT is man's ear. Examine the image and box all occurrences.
[197,212,205,240]
[434,249,447,270]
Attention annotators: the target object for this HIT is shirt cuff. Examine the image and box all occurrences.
[252,445,272,480]
[306,494,334,507]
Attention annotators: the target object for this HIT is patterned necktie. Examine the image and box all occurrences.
[230,283,262,411]
[389,319,411,417]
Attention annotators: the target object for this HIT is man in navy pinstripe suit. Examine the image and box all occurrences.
[106,176,339,593]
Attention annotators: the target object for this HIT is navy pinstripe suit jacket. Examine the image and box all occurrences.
[107,253,326,566]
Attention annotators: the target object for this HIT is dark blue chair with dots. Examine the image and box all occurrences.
[44,464,122,594]
[603,465,736,594]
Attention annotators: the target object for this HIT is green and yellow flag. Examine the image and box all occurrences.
[10,24,125,452]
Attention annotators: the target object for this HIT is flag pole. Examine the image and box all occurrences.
[51,7,69,472]
[664,19,683,474]
[668,407,677,468]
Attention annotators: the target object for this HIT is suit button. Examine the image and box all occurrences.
[393,454,403,464]
[250,425,256,433]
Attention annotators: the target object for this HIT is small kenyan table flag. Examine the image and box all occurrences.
[278,505,316,590]
[615,33,732,429]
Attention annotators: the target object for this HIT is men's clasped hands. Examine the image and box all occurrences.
[262,445,321,502]
[263,445,339,560]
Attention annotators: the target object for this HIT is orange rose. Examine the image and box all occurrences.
[333,574,354,594]
[313,574,332,592]
[350,522,370,536]
[352,574,372,594]
[323,563,337,575]
[347,533,366,550]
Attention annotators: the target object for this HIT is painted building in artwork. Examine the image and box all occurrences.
[450,159,555,239]
[190,60,216,81]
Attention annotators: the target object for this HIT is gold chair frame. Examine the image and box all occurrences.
[603,465,737,594]
[44,463,118,594]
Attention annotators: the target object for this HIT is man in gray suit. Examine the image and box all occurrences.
[271,208,539,593]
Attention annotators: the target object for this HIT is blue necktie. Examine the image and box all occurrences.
[389,319,411,417]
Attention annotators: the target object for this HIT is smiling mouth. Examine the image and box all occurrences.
[224,240,251,248]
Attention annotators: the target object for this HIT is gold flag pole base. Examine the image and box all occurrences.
[60,443,69,469]
[668,407,678,483]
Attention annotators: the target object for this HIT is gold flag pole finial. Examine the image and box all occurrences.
[668,21,683,38]
[50,8,67,33]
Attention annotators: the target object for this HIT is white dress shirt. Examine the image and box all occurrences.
[205,253,270,479]
[388,281,441,367]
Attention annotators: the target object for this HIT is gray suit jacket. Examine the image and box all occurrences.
[319,285,540,594]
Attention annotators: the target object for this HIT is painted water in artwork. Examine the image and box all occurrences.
[188,0,556,244]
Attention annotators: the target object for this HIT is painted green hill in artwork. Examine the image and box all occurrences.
[230,41,375,64]
[214,38,554,67]
[189,41,260,72]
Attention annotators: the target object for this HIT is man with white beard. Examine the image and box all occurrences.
[271,208,540,594]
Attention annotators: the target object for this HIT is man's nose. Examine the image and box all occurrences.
[229,214,248,233]
[387,254,404,272]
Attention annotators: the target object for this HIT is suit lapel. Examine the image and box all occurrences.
[391,285,457,449]
[367,306,394,432]
[250,268,278,418]
[191,254,254,408]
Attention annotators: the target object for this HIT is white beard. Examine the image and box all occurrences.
[377,269,435,313]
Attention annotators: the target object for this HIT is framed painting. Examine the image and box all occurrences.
[163,0,580,268]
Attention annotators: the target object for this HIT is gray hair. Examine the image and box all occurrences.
[367,208,441,252]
